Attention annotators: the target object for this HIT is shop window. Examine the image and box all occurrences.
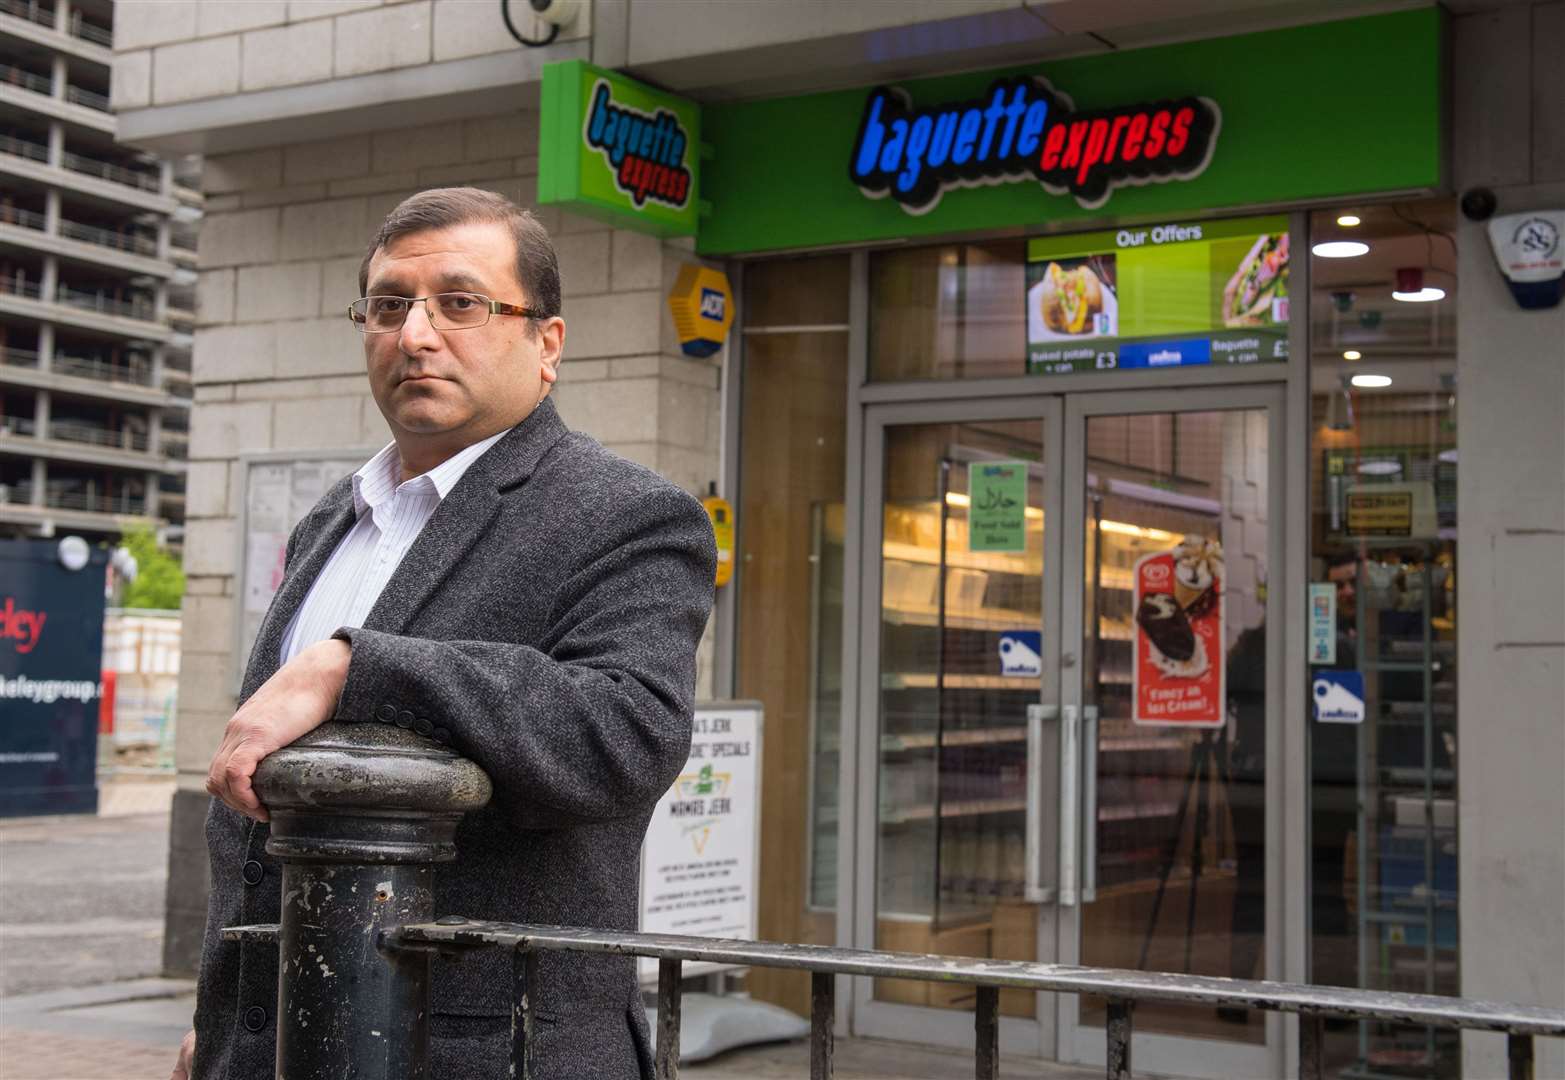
[869,241,1026,381]
[1307,200,1459,1078]
[735,255,850,1016]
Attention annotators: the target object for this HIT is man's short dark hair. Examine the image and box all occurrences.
[358,187,562,329]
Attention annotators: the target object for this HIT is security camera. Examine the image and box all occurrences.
[529,0,580,26]
[1460,187,1497,222]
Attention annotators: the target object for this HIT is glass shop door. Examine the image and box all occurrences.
[851,395,1065,1057]
[1054,384,1286,1079]
[852,386,1287,1079]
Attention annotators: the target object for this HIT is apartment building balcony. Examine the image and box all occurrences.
[0,134,175,214]
[0,346,173,407]
[0,0,113,68]
[0,204,174,278]
[0,60,114,135]
[0,413,170,471]
[0,481,155,536]
[0,274,170,342]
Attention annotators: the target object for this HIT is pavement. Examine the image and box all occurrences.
[0,798,1103,1080]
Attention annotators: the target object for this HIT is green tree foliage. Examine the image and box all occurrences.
[117,525,185,610]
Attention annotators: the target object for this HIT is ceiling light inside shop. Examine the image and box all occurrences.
[1336,214,1362,227]
[1098,520,1179,542]
[1312,240,1370,258]
[1351,374,1393,388]
[1343,350,1362,360]
[1394,286,1446,302]
[1357,459,1403,476]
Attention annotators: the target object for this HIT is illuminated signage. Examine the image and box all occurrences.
[849,75,1220,214]
[540,61,701,237]
[1025,213,1289,375]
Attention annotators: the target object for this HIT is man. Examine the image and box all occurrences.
[173,187,716,1079]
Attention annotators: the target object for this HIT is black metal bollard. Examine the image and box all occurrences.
[253,721,491,1080]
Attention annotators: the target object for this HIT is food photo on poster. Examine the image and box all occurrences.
[1133,535,1226,727]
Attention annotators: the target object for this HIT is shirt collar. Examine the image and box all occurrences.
[351,429,509,516]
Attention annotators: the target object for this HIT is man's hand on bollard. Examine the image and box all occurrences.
[206,639,351,822]
[170,1029,195,1080]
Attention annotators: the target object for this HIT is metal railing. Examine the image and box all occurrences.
[223,725,1565,1080]
[57,218,158,256]
[0,277,42,300]
[43,489,147,514]
[49,420,151,452]
[0,62,51,96]
[64,84,110,113]
[0,132,49,163]
[0,0,54,29]
[59,148,162,191]
[0,347,40,368]
[0,206,46,231]
[52,353,155,386]
[69,14,111,47]
[0,416,37,436]
[54,284,156,321]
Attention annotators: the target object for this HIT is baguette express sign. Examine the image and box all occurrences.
[539,60,701,237]
[850,75,1220,214]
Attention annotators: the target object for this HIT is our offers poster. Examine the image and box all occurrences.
[1132,537,1225,727]
[1026,214,1289,374]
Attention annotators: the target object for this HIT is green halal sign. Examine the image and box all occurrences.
[539,60,702,237]
[967,461,1029,553]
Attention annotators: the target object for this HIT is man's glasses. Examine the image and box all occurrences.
[347,292,542,333]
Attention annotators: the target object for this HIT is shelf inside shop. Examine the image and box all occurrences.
[881,605,1040,631]
[881,726,1027,751]
[882,673,1040,690]
[1384,639,1456,660]
[1381,767,1454,786]
[1386,700,1454,720]
[1097,800,1181,823]
[880,796,1027,825]
[882,541,1036,575]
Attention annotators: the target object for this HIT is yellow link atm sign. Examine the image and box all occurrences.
[539,60,702,237]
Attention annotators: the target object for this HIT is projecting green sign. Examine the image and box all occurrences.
[538,60,701,237]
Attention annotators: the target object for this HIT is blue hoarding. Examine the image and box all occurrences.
[1,538,107,816]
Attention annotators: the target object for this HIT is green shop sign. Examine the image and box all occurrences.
[697,9,1442,255]
[539,60,701,236]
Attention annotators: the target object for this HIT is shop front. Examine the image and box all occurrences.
[549,7,1515,1077]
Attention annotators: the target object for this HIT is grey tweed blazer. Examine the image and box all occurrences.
[192,399,717,1079]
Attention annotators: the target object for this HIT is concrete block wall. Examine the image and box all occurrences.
[163,112,722,973]
[111,0,590,110]
[1451,5,1565,1079]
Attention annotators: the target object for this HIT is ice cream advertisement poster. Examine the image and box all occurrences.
[1133,538,1225,727]
[638,704,762,980]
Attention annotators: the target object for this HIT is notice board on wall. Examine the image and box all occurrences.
[234,450,374,686]
[638,700,763,981]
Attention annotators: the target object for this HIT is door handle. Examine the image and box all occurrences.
[1025,703,1059,903]
[1081,705,1099,903]
[1058,704,1081,907]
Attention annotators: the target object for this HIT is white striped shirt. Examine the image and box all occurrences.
[278,430,508,664]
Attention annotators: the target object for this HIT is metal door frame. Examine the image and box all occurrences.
[851,393,1066,1056]
[1052,383,1290,1080]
